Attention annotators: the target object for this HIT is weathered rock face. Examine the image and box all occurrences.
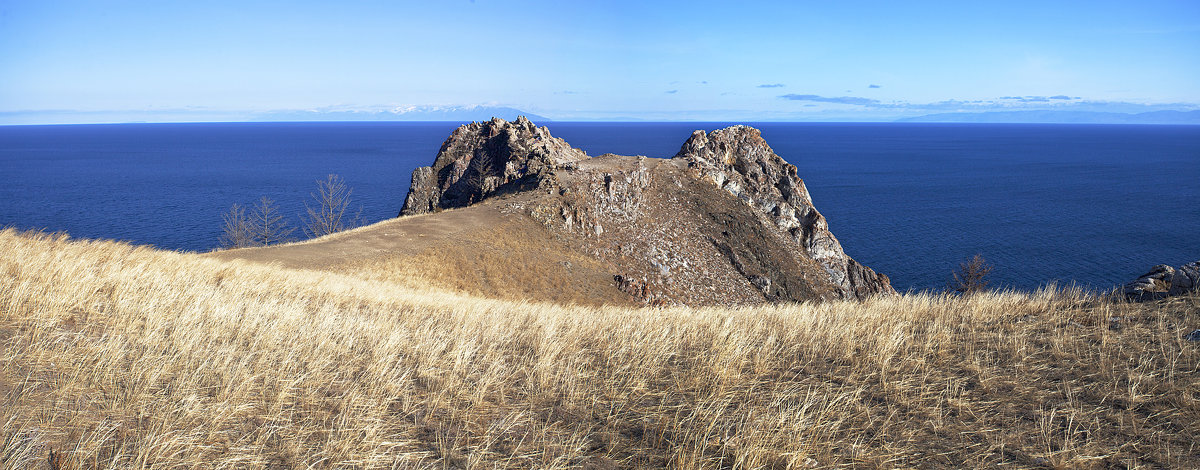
[1124,261,1200,301]
[1173,262,1200,295]
[672,126,895,299]
[400,116,588,216]
[398,118,895,304]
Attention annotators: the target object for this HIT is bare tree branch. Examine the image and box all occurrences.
[948,254,994,294]
[251,196,295,246]
[303,174,362,238]
[219,203,257,248]
[467,155,496,196]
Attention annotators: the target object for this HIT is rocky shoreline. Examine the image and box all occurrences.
[1123,261,1200,301]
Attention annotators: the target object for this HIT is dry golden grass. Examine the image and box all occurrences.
[1,228,1197,468]
[333,221,633,307]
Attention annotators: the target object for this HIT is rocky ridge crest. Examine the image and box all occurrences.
[398,117,894,304]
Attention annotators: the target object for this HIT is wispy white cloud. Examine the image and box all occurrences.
[779,94,881,106]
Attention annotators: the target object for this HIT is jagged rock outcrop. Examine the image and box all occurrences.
[400,116,587,216]
[672,126,895,298]
[1124,261,1200,301]
[397,117,895,304]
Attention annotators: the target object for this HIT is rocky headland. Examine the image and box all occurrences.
[400,116,894,305]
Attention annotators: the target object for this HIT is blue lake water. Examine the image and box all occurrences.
[1,121,1197,292]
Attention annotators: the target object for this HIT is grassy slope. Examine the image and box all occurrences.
[1,229,1197,469]
[208,201,636,307]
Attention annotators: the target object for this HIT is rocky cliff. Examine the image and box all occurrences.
[672,126,893,299]
[398,117,894,304]
[401,116,586,216]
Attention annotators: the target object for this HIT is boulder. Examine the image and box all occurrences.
[1168,261,1200,296]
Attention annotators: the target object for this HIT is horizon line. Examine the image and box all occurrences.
[4,118,1200,127]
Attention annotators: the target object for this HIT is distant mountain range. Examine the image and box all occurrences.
[253,105,549,122]
[0,105,549,125]
[898,109,1200,124]
[6,106,1200,126]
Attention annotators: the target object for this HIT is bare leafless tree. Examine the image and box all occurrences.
[250,196,295,246]
[219,203,257,248]
[949,254,994,294]
[467,155,496,195]
[303,174,363,238]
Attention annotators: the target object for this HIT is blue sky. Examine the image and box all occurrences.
[1,0,1198,123]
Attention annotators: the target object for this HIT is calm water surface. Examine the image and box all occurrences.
[1,122,1197,292]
